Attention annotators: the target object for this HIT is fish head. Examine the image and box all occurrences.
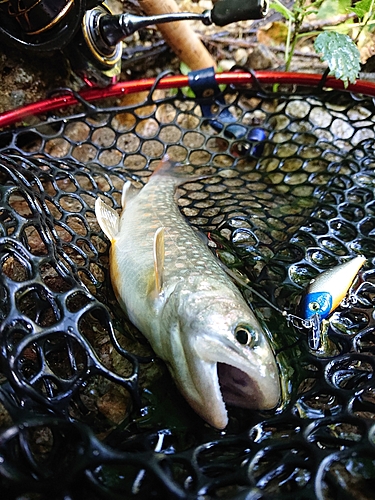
[159,283,280,429]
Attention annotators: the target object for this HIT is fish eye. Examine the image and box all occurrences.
[235,326,255,346]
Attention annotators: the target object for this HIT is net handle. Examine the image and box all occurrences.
[1,71,375,129]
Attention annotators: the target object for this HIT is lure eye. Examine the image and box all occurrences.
[235,326,255,346]
[309,301,321,312]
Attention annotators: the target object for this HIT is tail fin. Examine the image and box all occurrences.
[151,156,214,186]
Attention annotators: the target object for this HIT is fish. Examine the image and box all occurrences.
[95,158,280,429]
[301,255,366,321]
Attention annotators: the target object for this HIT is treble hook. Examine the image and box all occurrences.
[343,280,375,307]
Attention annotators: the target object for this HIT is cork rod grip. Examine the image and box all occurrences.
[138,0,216,70]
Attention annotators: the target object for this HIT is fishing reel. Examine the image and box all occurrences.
[0,0,90,50]
[0,0,268,86]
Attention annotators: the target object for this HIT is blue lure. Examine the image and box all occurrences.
[301,255,366,350]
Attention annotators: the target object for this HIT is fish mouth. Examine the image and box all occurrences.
[178,332,280,429]
[217,362,265,409]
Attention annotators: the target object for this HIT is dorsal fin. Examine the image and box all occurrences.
[153,227,165,295]
[95,197,120,241]
[121,180,140,209]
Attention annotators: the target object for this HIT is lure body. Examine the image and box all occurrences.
[301,255,366,321]
[95,159,280,429]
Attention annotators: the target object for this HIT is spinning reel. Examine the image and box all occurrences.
[0,0,268,86]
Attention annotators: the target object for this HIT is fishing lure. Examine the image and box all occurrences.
[219,255,366,352]
[300,255,366,349]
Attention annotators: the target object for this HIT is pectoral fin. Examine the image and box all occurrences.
[153,227,165,295]
[95,197,120,241]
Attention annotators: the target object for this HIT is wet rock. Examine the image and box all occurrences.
[248,44,276,70]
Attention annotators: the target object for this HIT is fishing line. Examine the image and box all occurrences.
[220,263,312,329]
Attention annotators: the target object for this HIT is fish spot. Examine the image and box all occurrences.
[195,260,206,266]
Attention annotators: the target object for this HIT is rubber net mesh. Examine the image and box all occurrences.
[0,76,374,499]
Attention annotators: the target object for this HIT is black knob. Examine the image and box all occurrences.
[210,0,268,26]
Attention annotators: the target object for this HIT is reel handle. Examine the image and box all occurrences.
[211,0,269,26]
[99,0,269,47]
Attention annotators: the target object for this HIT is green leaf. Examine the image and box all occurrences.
[314,32,360,87]
[316,0,335,19]
[179,61,191,76]
[351,0,373,18]
[270,1,295,21]
[337,0,352,12]
[317,0,351,18]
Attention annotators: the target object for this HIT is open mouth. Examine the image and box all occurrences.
[217,362,263,409]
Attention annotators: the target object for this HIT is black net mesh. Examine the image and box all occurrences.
[0,74,375,499]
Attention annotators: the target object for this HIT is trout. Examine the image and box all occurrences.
[95,159,280,429]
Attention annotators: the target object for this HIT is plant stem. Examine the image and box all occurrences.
[285,0,305,71]
[353,0,375,43]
